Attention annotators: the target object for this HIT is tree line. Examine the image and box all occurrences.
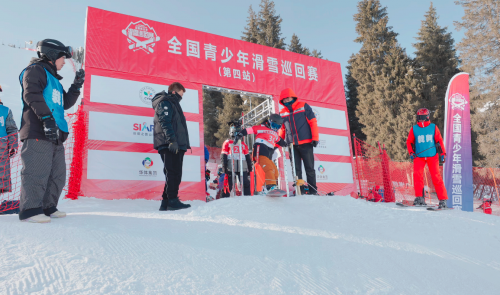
[347,0,499,167]
[204,0,323,147]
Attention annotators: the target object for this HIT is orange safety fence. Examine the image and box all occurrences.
[352,135,500,216]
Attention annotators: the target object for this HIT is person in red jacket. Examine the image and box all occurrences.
[407,108,448,208]
[278,88,319,194]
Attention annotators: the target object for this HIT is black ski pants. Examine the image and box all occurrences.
[221,171,250,198]
[290,143,317,194]
[160,149,185,200]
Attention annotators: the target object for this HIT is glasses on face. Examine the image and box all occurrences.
[269,122,281,131]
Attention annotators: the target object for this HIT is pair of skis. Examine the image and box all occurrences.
[266,144,301,197]
[396,201,453,211]
[229,139,245,197]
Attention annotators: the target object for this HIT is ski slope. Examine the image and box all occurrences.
[1,195,499,294]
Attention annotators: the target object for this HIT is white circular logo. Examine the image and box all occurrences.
[139,86,156,105]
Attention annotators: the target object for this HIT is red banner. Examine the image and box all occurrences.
[81,7,354,201]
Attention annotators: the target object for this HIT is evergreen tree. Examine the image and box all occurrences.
[310,49,323,59]
[242,6,260,43]
[256,0,286,49]
[456,0,500,167]
[345,63,364,141]
[215,93,244,147]
[203,90,223,147]
[348,0,419,161]
[288,33,307,54]
[413,3,459,133]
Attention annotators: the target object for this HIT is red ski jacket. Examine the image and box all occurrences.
[406,121,446,156]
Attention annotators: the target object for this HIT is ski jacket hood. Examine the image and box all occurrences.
[279,88,297,102]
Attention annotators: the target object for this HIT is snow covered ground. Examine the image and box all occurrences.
[1,195,500,294]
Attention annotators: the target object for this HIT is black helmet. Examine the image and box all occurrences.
[36,39,73,62]
[267,114,283,131]
[228,120,242,138]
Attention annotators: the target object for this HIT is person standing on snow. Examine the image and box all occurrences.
[152,82,191,211]
[18,39,84,223]
[234,114,287,193]
[0,94,19,194]
[220,122,252,197]
[407,108,448,209]
[278,88,319,195]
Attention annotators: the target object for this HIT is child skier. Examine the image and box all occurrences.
[234,114,287,193]
[220,122,253,197]
[407,108,448,209]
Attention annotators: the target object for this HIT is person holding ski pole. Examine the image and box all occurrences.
[220,121,252,197]
[234,114,287,193]
[406,108,448,208]
[278,88,319,195]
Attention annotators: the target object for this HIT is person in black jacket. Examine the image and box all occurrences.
[152,82,191,211]
[18,39,84,223]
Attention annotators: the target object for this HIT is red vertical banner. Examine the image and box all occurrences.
[443,73,473,211]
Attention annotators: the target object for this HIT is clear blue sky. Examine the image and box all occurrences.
[1,0,464,77]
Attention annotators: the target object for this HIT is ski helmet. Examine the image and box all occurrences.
[416,108,430,122]
[267,114,284,131]
[228,121,242,138]
[36,39,73,62]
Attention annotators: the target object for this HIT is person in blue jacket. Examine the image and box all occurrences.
[18,39,85,223]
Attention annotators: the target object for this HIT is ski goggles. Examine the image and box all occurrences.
[417,115,429,121]
[39,41,74,58]
[269,121,282,131]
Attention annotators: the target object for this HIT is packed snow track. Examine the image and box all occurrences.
[1,196,499,294]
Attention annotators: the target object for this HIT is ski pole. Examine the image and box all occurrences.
[238,139,244,196]
[411,143,441,159]
[230,143,236,197]
[281,147,290,198]
[289,143,301,196]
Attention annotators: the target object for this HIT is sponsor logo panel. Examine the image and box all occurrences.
[87,150,201,182]
[89,75,199,114]
[285,160,353,184]
[314,134,350,156]
[88,111,200,146]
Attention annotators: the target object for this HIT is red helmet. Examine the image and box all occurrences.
[417,108,430,122]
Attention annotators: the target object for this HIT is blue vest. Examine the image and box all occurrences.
[0,105,9,137]
[19,65,68,132]
[413,123,437,158]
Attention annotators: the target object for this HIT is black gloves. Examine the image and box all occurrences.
[277,139,287,147]
[205,170,211,182]
[41,115,59,144]
[73,69,85,89]
[312,141,319,148]
[168,142,179,154]
[9,149,16,158]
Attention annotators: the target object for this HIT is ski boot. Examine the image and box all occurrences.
[438,200,447,209]
[266,185,277,191]
[413,196,427,206]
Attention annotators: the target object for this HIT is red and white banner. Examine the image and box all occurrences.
[82,7,354,201]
